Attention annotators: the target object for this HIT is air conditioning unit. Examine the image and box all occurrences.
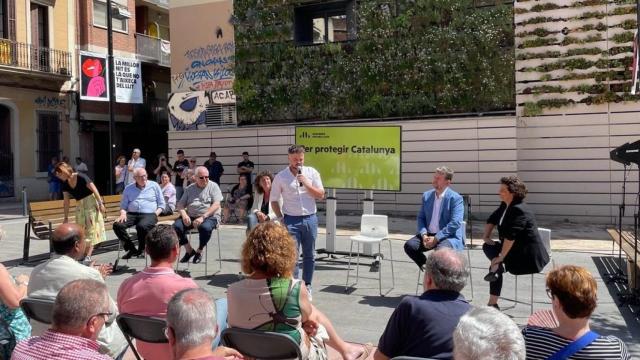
[114,7,131,19]
[205,104,237,127]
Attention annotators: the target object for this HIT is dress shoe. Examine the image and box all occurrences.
[488,303,500,311]
[193,252,202,264]
[122,250,137,260]
[135,250,145,258]
[180,250,195,263]
[484,271,500,282]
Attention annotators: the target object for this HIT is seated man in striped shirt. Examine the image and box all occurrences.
[13,279,113,360]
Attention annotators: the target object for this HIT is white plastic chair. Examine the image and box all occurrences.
[511,227,552,314]
[345,214,395,296]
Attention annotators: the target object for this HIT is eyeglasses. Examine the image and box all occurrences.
[163,326,171,339]
[190,160,197,163]
[198,176,209,180]
[89,311,113,323]
[546,288,554,299]
[135,175,148,179]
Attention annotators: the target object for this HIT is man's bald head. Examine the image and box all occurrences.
[51,223,85,256]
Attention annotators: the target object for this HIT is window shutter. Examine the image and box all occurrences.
[7,0,15,41]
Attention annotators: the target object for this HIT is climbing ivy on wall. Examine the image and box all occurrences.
[233,0,514,123]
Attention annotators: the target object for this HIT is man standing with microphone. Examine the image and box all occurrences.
[271,145,324,299]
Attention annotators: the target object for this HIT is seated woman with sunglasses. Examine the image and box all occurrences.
[227,222,372,360]
[522,265,631,359]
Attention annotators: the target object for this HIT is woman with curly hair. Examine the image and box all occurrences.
[481,175,549,309]
[522,265,631,359]
[246,171,282,232]
[227,222,371,360]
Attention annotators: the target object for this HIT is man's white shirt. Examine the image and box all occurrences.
[271,166,323,216]
[428,187,448,234]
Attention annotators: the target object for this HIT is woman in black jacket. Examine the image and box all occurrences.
[482,175,550,310]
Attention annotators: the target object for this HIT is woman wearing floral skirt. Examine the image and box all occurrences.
[54,162,107,261]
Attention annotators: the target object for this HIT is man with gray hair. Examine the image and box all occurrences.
[173,166,223,264]
[14,279,113,359]
[166,288,240,360]
[404,166,465,269]
[126,148,146,186]
[453,306,525,360]
[374,248,471,360]
[114,167,165,259]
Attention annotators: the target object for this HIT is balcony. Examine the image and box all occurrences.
[0,39,71,76]
[135,33,170,67]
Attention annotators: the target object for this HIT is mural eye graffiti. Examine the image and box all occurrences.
[216,27,223,39]
[168,91,208,131]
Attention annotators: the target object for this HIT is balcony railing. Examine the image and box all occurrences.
[135,33,170,67]
[0,39,71,76]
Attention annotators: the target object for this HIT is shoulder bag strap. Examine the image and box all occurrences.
[546,331,600,360]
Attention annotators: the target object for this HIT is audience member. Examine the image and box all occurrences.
[236,151,254,184]
[246,170,281,232]
[160,173,177,216]
[114,156,127,194]
[374,248,471,360]
[166,288,241,360]
[404,166,464,270]
[75,157,88,174]
[173,150,190,201]
[113,168,165,259]
[271,145,324,295]
[522,265,631,359]
[222,175,252,223]
[153,153,173,182]
[173,166,223,264]
[228,222,369,360]
[203,152,224,185]
[117,225,199,360]
[55,161,107,261]
[47,156,61,200]
[27,223,127,358]
[182,158,197,188]
[126,148,146,186]
[482,176,549,309]
[13,279,113,360]
[453,306,525,360]
[0,227,30,359]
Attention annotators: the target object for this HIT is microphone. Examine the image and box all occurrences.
[297,166,303,186]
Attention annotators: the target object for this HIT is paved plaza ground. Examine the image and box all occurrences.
[0,203,639,358]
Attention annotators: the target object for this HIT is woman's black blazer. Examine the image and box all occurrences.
[487,200,550,275]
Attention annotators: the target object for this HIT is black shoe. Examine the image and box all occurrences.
[488,303,500,310]
[193,252,202,264]
[180,250,195,263]
[135,249,145,258]
[122,250,137,260]
[484,271,500,282]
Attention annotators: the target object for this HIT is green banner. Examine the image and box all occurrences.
[295,126,401,191]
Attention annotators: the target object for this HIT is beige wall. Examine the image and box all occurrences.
[168,113,639,224]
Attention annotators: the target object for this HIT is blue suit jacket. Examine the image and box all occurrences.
[417,188,464,249]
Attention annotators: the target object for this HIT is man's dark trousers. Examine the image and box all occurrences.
[112,212,158,252]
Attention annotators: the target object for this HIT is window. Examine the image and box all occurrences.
[0,0,7,39]
[93,0,128,33]
[36,112,60,173]
[294,1,354,45]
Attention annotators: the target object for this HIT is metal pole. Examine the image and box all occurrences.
[107,0,116,194]
[21,186,27,216]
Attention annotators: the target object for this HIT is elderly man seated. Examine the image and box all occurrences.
[374,248,471,360]
[113,168,165,259]
[166,288,241,360]
[453,306,525,360]
[27,223,127,358]
[173,166,223,264]
[13,279,114,359]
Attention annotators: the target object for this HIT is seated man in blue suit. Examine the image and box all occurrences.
[404,166,464,269]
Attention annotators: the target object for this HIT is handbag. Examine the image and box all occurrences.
[546,330,599,360]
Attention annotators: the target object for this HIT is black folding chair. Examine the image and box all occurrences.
[221,327,302,360]
[116,313,167,360]
[20,298,55,324]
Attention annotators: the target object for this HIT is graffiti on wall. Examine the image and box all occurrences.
[171,41,235,92]
[168,89,235,131]
[34,95,67,110]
